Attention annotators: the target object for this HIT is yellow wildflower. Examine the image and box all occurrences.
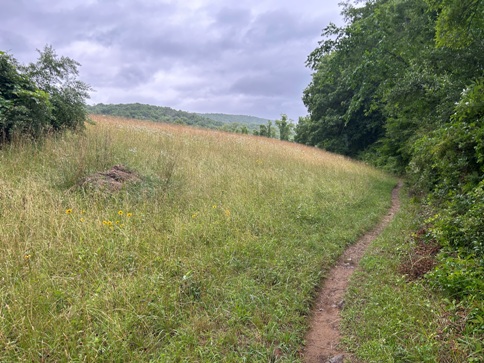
[65,209,73,215]
[127,212,133,217]
[118,210,124,215]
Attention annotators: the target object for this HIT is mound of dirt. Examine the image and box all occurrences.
[79,165,141,191]
[399,229,441,280]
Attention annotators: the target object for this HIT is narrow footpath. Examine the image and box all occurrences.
[303,181,402,363]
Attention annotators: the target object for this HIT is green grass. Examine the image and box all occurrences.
[342,187,484,362]
[0,115,396,362]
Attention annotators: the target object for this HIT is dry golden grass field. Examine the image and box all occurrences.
[0,115,396,362]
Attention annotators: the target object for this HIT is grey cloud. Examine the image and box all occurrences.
[1,0,343,121]
[244,9,320,47]
[0,31,31,55]
[115,65,152,87]
[213,7,252,28]
[230,67,309,98]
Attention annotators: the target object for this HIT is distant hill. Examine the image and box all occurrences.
[86,104,267,133]
[197,113,270,126]
[87,103,224,130]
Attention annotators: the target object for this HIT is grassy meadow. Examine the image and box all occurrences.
[0,115,396,362]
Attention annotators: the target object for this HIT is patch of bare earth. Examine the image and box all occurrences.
[79,164,141,191]
[398,229,441,281]
[303,181,402,363]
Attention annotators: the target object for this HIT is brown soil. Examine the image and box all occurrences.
[398,229,441,281]
[79,164,141,191]
[303,181,402,363]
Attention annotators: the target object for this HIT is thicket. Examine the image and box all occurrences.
[0,46,91,143]
[297,0,484,338]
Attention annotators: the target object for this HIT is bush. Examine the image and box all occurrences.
[0,51,52,142]
[0,46,91,144]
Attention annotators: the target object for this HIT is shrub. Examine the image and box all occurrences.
[0,51,52,142]
[0,46,91,144]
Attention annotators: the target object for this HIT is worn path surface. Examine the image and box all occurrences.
[303,182,402,363]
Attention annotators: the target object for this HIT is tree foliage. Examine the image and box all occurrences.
[275,114,294,141]
[0,46,90,144]
[253,120,277,138]
[1,51,52,142]
[298,0,484,325]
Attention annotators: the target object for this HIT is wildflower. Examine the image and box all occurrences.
[118,210,124,216]
[127,212,133,217]
[65,209,73,215]
[80,218,85,223]
[24,254,31,261]
[212,204,217,209]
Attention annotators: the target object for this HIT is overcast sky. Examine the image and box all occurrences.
[1,0,345,121]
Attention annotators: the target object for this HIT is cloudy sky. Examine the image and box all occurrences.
[1,0,345,121]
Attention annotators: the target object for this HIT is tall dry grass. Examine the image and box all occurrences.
[0,115,396,362]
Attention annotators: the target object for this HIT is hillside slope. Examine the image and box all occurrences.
[87,103,224,129]
[0,115,396,362]
[197,112,269,128]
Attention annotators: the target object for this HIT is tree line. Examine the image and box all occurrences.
[296,0,484,318]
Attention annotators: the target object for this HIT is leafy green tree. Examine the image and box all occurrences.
[298,0,483,168]
[275,114,294,141]
[0,51,51,142]
[426,0,484,48]
[293,116,311,145]
[299,1,395,157]
[255,120,276,138]
[240,125,249,134]
[267,120,276,138]
[258,124,268,137]
[23,45,91,131]
[1,46,91,144]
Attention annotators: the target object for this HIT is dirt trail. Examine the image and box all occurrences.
[303,181,402,363]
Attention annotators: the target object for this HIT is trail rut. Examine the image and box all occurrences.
[303,181,402,363]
